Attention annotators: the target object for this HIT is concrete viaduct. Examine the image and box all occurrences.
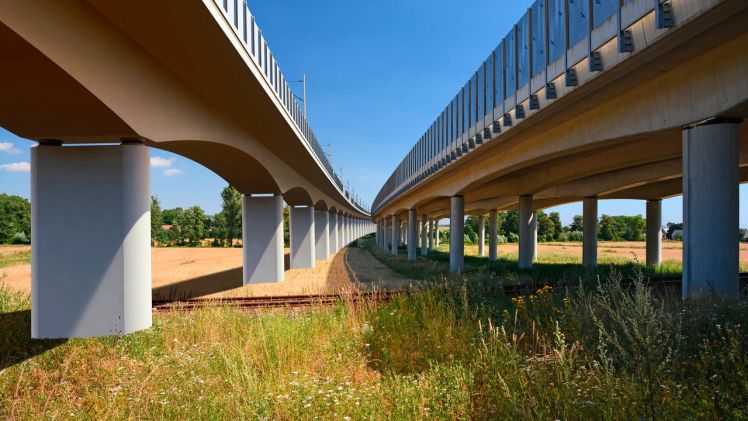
[0,0,373,338]
[371,0,748,299]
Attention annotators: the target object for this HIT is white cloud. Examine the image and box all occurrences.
[0,142,20,154]
[150,157,175,167]
[0,161,30,172]
[163,168,183,176]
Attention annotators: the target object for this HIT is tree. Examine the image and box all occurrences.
[163,207,184,225]
[537,211,554,241]
[569,215,584,232]
[219,186,242,247]
[150,196,164,246]
[0,194,31,244]
[501,211,519,237]
[179,206,206,246]
[549,212,563,239]
[283,206,290,247]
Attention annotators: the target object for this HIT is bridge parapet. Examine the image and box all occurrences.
[372,0,715,214]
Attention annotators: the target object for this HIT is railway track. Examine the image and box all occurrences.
[152,273,748,312]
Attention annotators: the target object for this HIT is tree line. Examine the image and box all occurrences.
[462,211,652,245]
[151,186,292,247]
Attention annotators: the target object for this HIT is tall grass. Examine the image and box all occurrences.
[1,248,747,419]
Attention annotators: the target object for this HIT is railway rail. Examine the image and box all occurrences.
[152,273,748,312]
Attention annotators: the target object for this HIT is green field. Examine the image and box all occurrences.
[1,237,747,419]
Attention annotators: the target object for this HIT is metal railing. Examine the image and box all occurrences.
[372,0,677,214]
[217,1,369,214]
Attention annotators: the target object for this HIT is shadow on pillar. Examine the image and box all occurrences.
[0,310,66,370]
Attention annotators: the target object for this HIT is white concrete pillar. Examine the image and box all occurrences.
[489,210,498,261]
[32,143,151,338]
[420,217,428,256]
[330,212,339,253]
[391,215,399,255]
[646,200,662,267]
[683,120,740,298]
[450,196,465,273]
[315,210,329,261]
[243,194,284,285]
[400,223,405,246]
[345,216,350,245]
[428,220,434,250]
[478,215,486,257]
[518,196,535,269]
[583,197,598,267]
[407,209,417,261]
[290,206,315,268]
[434,220,440,247]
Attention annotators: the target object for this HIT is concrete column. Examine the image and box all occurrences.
[518,195,535,269]
[243,194,284,285]
[478,216,486,257]
[583,197,598,267]
[290,206,315,268]
[391,215,399,255]
[420,217,428,256]
[330,212,339,253]
[428,220,434,250]
[489,210,498,261]
[400,223,405,246]
[314,210,330,261]
[385,219,391,251]
[434,220,440,247]
[646,200,662,267]
[450,196,465,273]
[407,209,417,261]
[683,120,740,298]
[32,143,151,338]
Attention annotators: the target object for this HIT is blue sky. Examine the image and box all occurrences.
[0,0,745,225]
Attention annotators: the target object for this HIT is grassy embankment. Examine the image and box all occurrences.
[1,237,747,419]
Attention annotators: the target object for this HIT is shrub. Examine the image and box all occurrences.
[10,232,30,245]
[568,230,583,241]
[556,232,568,242]
[496,235,507,244]
[508,233,519,243]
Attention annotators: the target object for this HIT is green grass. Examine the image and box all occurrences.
[0,249,30,268]
[1,239,747,419]
[369,240,683,288]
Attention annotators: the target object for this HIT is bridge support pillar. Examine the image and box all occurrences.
[434,220,440,247]
[391,215,399,255]
[683,120,740,298]
[315,210,329,261]
[583,197,598,267]
[407,209,417,261]
[646,200,662,267]
[243,194,285,285]
[421,217,428,256]
[330,212,339,253]
[450,196,465,273]
[478,216,486,257]
[518,196,536,269]
[428,220,434,250]
[290,206,315,268]
[489,210,498,261]
[32,143,151,338]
